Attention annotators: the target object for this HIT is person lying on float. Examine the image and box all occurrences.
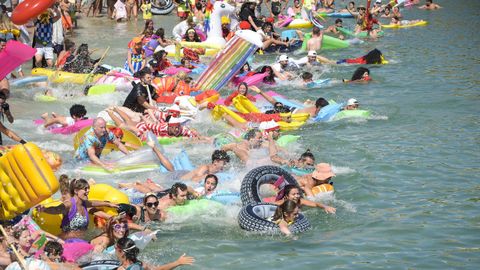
[75,117,129,172]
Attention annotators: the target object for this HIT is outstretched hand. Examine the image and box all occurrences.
[176,253,195,266]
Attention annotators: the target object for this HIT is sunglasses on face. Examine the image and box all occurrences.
[146,201,159,208]
[113,224,126,231]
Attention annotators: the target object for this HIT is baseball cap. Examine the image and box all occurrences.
[346,98,359,106]
[308,50,317,57]
[278,55,289,62]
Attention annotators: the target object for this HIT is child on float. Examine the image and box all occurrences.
[115,237,194,270]
[274,184,336,213]
[41,104,87,128]
[390,16,423,26]
[270,200,300,236]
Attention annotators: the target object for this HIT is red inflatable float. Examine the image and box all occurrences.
[11,0,56,25]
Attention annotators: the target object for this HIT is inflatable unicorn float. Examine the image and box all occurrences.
[92,1,236,91]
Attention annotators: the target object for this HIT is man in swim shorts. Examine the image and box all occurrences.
[75,117,129,170]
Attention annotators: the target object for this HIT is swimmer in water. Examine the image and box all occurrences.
[419,0,441,10]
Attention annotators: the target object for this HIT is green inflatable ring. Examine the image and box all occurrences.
[167,199,224,215]
[337,27,384,38]
[333,109,371,120]
[301,33,350,51]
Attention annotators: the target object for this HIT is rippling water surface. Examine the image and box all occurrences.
[7,1,480,269]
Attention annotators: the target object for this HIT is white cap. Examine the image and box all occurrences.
[307,50,317,57]
[259,120,280,132]
[168,104,181,113]
[375,0,382,3]
[278,55,289,62]
[347,98,359,106]
[168,117,187,125]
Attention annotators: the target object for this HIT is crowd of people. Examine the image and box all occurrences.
[0,0,443,268]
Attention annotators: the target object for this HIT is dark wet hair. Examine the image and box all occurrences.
[69,178,89,197]
[302,72,313,81]
[64,39,75,51]
[195,2,202,10]
[44,241,63,258]
[212,150,230,163]
[69,104,87,118]
[136,67,152,79]
[272,200,298,221]
[116,237,141,264]
[142,19,154,34]
[351,67,370,81]
[205,174,219,186]
[244,128,260,140]
[0,92,7,100]
[155,28,165,39]
[315,98,329,109]
[282,184,303,202]
[77,44,89,55]
[258,66,275,83]
[169,182,188,198]
[312,26,321,35]
[299,149,315,162]
[262,22,274,31]
[364,49,383,64]
[242,62,251,71]
[335,18,343,24]
[153,50,167,61]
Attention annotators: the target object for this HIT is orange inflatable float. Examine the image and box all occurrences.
[11,0,56,25]
[152,77,194,101]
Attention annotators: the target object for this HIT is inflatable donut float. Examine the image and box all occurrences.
[240,166,301,206]
[238,203,311,234]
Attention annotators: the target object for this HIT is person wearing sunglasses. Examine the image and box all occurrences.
[91,215,130,253]
[37,179,118,240]
[130,193,165,224]
[115,237,194,270]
